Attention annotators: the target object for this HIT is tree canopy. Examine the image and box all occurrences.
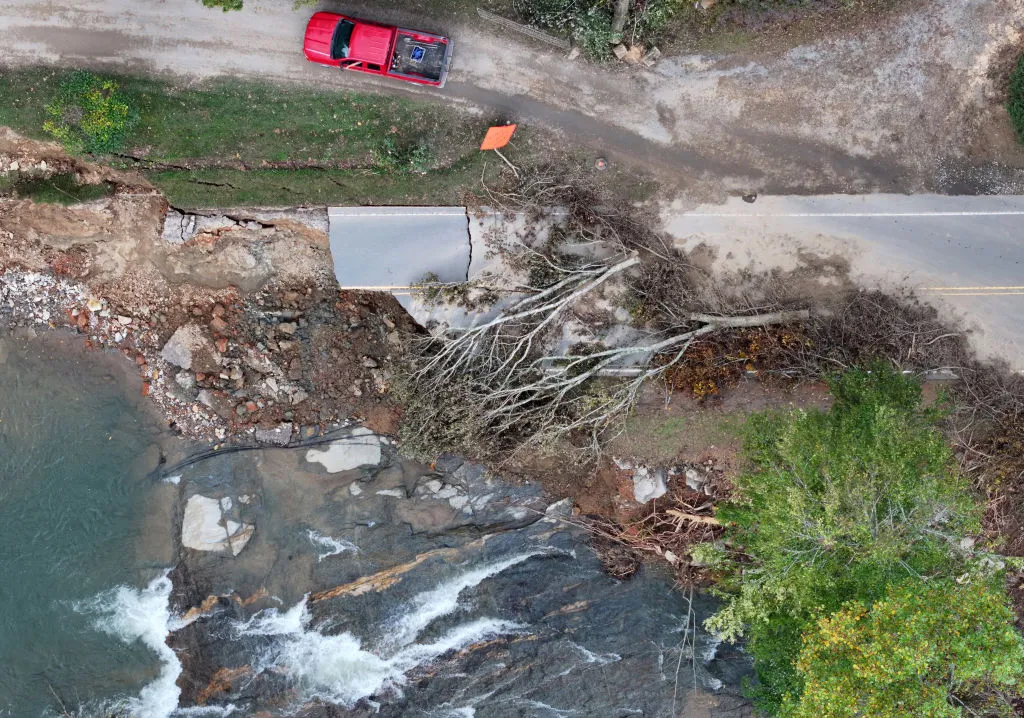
[705,365,1023,714]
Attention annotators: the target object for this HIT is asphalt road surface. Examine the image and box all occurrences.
[666,194,1024,367]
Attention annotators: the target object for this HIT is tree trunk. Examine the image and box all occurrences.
[611,0,630,35]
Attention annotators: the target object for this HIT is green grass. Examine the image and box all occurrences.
[0,171,115,205]
[151,160,486,207]
[1009,52,1024,144]
[610,409,747,463]
[0,67,496,206]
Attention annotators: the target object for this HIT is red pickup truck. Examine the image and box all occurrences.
[303,12,453,88]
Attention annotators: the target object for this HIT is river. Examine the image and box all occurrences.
[0,329,752,717]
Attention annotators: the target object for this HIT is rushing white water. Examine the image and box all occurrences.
[78,572,183,718]
[306,529,359,562]
[235,552,543,707]
[381,551,544,652]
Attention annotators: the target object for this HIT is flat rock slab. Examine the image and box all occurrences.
[160,323,220,373]
[181,494,254,555]
[305,427,382,472]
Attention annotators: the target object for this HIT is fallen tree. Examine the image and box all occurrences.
[403,244,808,461]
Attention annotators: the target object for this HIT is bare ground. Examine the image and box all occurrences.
[0,132,410,442]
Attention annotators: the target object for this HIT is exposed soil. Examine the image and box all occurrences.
[0,135,411,442]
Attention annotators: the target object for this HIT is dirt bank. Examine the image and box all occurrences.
[0,134,411,442]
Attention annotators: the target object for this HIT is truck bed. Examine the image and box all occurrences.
[389,31,450,85]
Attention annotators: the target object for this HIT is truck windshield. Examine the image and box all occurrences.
[330,19,355,60]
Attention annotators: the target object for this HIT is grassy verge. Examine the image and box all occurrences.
[150,161,483,207]
[0,67,509,206]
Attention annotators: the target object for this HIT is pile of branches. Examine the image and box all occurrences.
[403,170,808,461]
[584,489,724,582]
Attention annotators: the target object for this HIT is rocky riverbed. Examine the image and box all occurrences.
[160,432,753,717]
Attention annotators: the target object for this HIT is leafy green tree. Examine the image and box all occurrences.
[782,580,1024,718]
[43,72,139,155]
[704,365,1012,713]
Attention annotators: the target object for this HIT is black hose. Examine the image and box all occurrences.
[151,424,366,481]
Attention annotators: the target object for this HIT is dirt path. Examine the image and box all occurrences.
[1,0,1022,196]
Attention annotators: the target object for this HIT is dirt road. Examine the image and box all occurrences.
[2,0,1022,196]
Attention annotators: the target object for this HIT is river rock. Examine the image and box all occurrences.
[632,466,667,503]
[305,427,382,472]
[181,494,254,555]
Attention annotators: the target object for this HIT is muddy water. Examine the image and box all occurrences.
[0,331,180,716]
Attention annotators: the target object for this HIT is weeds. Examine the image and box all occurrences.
[43,72,138,155]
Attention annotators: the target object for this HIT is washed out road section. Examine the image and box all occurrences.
[667,194,1024,367]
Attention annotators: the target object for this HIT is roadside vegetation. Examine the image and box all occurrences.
[1009,51,1024,144]
[705,366,1024,715]
[0,68,519,206]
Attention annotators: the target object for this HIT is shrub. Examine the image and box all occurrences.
[522,0,679,61]
[1009,52,1024,144]
[704,365,1018,713]
[372,138,435,174]
[43,72,138,155]
[201,0,243,11]
[782,580,1024,718]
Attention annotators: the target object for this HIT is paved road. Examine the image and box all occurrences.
[1,0,1021,193]
[666,195,1024,367]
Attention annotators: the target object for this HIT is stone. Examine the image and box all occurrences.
[117,315,133,325]
[288,359,303,381]
[255,422,293,446]
[545,498,574,517]
[349,482,363,496]
[305,427,382,472]
[685,468,705,491]
[361,356,378,369]
[424,479,443,494]
[449,495,469,510]
[225,522,254,556]
[197,389,216,408]
[175,371,196,391]
[277,322,297,336]
[632,467,667,504]
[291,389,309,405]
[376,488,405,498]
[210,316,229,334]
[181,494,254,556]
[160,324,218,372]
[86,297,103,312]
[181,495,228,552]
